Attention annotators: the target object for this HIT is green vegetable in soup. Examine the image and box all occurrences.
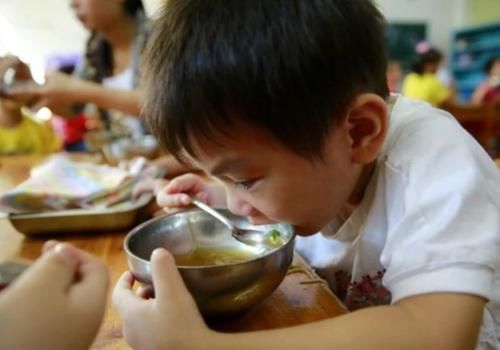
[265,229,285,248]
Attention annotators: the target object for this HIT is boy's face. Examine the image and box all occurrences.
[190,119,364,236]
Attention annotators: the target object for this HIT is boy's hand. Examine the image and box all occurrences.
[156,173,226,214]
[0,241,109,350]
[113,249,213,350]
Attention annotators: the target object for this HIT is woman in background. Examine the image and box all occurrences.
[8,0,148,139]
[471,57,500,105]
[402,41,454,107]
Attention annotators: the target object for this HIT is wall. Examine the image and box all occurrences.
[468,0,500,25]
[0,0,476,77]
[0,0,164,80]
[376,0,468,54]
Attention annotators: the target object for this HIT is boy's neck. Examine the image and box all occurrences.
[0,106,23,128]
[344,96,395,209]
[346,162,376,207]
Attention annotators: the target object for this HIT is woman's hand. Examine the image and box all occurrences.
[0,241,109,350]
[113,249,214,350]
[6,71,87,111]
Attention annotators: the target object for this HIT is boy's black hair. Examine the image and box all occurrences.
[484,57,500,74]
[143,0,389,161]
[411,48,443,75]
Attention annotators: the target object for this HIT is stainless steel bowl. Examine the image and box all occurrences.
[124,209,295,315]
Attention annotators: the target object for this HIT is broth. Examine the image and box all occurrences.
[174,247,258,267]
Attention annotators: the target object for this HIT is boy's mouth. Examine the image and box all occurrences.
[247,216,276,226]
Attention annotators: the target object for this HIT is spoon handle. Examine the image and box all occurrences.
[190,197,236,233]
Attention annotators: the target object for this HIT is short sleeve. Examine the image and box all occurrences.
[41,122,62,153]
[429,77,451,106]
[379,112,500,303]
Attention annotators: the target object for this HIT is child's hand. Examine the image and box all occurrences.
[0,241,109,350]
[156,173,226,214]
[113,249,213,350]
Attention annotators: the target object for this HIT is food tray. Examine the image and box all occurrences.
[8,194,153,236]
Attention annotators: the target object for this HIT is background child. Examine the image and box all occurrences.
[471,57,500,105]
[0,56,61,155]
[113,0,500,349]
[402,41,454,107]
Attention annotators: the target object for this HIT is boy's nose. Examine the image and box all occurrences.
[226,193,253,217]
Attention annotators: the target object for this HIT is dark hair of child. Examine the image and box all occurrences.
[410,48,443,75]
[86,0,145,80]
[143,0,389,161]
[484,57,500,74]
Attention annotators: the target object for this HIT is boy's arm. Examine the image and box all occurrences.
[114,250,486,350]
[212,293,485,350]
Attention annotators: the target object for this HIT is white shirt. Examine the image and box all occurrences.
[296,95,500,349]
[102,66,144,138]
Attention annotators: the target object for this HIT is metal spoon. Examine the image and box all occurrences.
[190,197,279,246]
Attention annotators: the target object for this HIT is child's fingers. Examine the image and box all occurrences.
[150,249,191,306]
[18,243,79,295]
[136,285,155,299]
[113,272,141,314]
[156,191,191,208]
[68,253,109,308]
[164,173,204,194]
[42,239,59,253]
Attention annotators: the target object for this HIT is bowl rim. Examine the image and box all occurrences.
[123,208,295,269]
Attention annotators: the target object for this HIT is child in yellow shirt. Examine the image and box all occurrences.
[402,42,453,107]
[0,56,61,155]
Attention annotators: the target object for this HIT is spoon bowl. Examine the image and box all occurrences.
[190,197,284,247]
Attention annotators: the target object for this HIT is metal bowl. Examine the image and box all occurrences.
[124,208,295,316]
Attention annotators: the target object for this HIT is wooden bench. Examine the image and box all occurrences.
[442,102,500,156]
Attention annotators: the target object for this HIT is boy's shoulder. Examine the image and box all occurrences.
[381,95,469,160]
[379,95,499,188]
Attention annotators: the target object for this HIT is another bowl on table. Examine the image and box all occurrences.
[124,208,295,316]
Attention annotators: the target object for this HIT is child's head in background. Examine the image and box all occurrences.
[484,57,500,83]
[142,0,390,234]
[411,41,443,75]
[0,56,33,125]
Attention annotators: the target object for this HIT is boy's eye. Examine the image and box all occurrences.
[234,179,255,190]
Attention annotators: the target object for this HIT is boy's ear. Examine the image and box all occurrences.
[345,93,388,164]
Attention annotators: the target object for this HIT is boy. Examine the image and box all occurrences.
[0,56,60,155]
[113,0,500,349]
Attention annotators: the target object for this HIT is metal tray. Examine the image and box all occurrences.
[8,194,153,236]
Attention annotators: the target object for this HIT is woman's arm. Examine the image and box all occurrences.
[76,80,143,116]
[7,71,143,116]
[471,83,488,105]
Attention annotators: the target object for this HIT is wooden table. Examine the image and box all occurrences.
[0,154,346,349]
